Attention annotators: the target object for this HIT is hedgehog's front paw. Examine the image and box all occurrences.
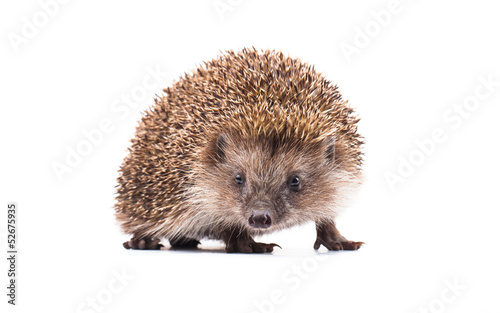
[123,237,164,250]
[313,222,363,251]
[250,242,281,253]
[226,241,280,253]
[313,238,364,251]
[225,237,280,253]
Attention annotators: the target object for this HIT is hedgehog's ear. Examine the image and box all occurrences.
[216,133,227,161]
[324,136,335,163]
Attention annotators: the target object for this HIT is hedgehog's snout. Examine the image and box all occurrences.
[248,208,272,229]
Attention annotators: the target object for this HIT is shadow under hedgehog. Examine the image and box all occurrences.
[115,48,364,253]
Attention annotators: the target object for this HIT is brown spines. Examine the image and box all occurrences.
[115,48,363,239]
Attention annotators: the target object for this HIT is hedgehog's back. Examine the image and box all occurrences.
[154,48,363,167]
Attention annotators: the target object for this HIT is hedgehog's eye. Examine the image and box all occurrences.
[289,175,301,191]
[235,174,244,185]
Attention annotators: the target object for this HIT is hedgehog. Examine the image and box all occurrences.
[115,48,364,253]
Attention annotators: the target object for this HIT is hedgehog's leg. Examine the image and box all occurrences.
[222,228,280,253]
[169,237,201,250]
[313,222,364,251]
[123,236,164,250]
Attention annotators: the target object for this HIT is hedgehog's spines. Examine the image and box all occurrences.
[115,48,363,240]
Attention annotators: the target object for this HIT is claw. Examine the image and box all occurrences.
[313,239,320,250]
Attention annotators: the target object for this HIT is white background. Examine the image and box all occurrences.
[1,1,499,312]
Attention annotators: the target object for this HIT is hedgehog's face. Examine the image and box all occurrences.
[201,132,348,232]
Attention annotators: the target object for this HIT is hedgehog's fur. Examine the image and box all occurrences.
[115,48,364,252]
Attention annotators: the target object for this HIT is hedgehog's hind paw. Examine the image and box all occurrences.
[123,237,164,250]
[169,237,201,250]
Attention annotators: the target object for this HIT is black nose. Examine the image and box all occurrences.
[248,210,272,228]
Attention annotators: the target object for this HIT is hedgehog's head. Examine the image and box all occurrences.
[196,126,359,233]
